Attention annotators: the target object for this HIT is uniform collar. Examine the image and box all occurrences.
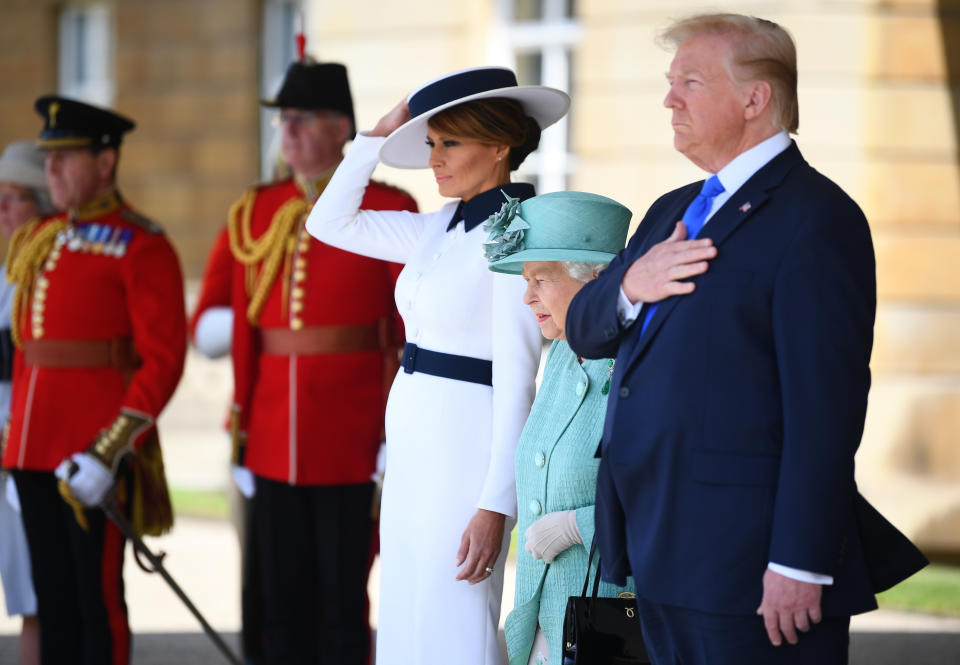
[295,163,340,201]
[74,187,122,221]
[447,182,536,232]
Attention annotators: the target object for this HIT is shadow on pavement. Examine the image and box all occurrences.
[2,629,959,663]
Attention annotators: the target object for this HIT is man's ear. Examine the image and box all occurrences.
[743,80,773,121]
[96,148,118,181]
[335,114,354,145]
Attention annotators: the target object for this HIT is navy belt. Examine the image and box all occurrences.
[401,343,492,386]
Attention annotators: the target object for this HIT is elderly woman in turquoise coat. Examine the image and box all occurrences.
[485,191,635,665]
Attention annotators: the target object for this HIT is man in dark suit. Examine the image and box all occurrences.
[565,13,927,664]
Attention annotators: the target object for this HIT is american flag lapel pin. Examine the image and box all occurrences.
[739,201,752,213]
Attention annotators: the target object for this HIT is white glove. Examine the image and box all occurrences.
[232,465,256,499]
[194,307,234,358]
[524,509,582,563]
[5,474,20,513]
[371,441,387,484]
[55,453,115,507]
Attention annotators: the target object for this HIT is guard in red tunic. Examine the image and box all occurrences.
[228,60,417,665]
[2,96,187,665]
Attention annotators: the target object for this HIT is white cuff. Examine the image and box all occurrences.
[617,286,643,325]
[194,307,233,358]
[768,562,834,585]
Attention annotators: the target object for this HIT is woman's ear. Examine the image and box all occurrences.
[494,144,510,163]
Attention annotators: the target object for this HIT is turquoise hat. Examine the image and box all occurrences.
[485,191,631,274]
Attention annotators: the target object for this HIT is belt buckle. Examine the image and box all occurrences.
[401,343,417,374]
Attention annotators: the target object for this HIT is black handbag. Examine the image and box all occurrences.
[562,539,650,664]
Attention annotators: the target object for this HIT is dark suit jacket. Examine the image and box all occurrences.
[566,142,926,617]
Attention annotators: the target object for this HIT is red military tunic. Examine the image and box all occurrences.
[190,226,232,339]
[1,189,187,471]
[230,175,416,486]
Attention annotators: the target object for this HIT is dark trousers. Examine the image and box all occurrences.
[240,493,265,665]
[12,469,129,665]
[637,595,850,665]
[252,477,373,665]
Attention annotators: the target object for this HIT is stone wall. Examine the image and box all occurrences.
[0,0,262,276]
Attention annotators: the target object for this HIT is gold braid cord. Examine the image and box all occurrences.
[7,217,69,348]
[227,191,310,325]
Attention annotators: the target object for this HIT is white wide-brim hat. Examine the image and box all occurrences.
[0,141,47,190]
[378,66,570,169]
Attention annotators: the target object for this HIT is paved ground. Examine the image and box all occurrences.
[2,349,960,663]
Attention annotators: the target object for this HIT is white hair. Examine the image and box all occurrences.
[563,261,606,283]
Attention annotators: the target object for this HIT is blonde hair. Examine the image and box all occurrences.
[659,13,799,133]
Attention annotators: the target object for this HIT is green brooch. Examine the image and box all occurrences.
[601,358,615,395]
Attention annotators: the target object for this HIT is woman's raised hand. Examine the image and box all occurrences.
[371,98,412,138]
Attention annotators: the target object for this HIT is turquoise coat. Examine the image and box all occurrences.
[505,340,634,665]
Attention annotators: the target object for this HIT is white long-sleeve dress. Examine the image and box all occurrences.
[305,134,540,665]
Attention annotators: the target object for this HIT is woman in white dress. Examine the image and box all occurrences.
[305,67,568,665]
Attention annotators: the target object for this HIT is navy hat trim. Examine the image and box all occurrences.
[409,68,518,119]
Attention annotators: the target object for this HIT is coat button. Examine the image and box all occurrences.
[528,499,542,516]
[575,381,586,397]
[619,386,630,398]
[534,452,545,467]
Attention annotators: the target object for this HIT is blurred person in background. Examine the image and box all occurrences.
[0,139,56,665]
[226,57,416,665]
[2,96,187,665]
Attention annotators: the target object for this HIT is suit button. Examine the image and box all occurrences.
[619,386,630,398]
[534,452,545,467]
[528,499,542,516]
[575,381,586,397]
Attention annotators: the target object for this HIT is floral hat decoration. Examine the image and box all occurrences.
[484,191,632,274]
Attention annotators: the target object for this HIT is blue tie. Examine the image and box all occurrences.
[640,175,725,333]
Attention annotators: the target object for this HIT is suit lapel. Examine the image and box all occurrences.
[625,142,805,365]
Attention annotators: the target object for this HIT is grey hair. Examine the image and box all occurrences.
[563,261,606,283]
[31,187,56,217]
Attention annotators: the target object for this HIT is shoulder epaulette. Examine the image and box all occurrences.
[121,208,164,234]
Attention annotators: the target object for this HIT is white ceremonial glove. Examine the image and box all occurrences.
[55,453,115,507]
[524,509,582,563]
[232,465,256,499]
[4,474,20,513]
[371,441,387,484]
[194,307,234,359]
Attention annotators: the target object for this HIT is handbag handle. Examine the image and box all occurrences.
[580,536,604,601]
